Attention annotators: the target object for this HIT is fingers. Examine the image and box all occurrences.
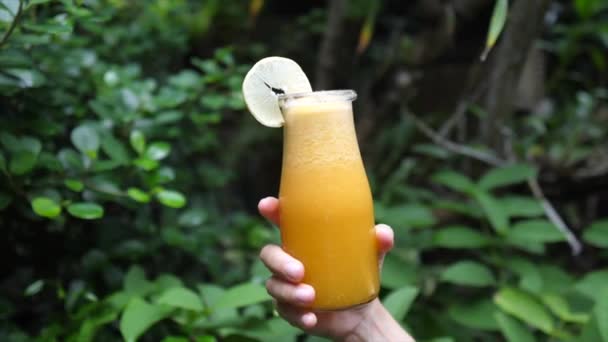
[275,301,318,330]
[266,277,315,306]
[375,224,394,268]
[258,197,280,226]
[259,244,305,282]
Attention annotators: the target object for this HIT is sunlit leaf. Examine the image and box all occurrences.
[481,0,509,60]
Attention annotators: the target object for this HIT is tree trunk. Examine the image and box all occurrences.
[480,0,551,154]
[315,0,346,90]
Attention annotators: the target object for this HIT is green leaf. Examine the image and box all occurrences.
[24,280,44,296]
[508,219,565,243]
[448,300,499,331]
[124,265,154,296]
[381,254,417,289]
[473,189,508,234]
[0,151,5,170]
[433,225,491,249]
[145,142,171,160]
[133,157,159,171]
[130,130,145,155]
[156,287,203,312]
[505,258,542,293]
[501,196,544,218]
[441,261,495,287]
[374,203,436,229]
[101,133,130,164]
[120,297,171,342]
[494,287,554,333]
[431,170,475,193]
[127,188,150,203]
[575,270,608,301]
[481,0,508,61]
[31,197,61,218]
[382,286,418,321]
[67,202,104,220]
[10,150,37,175]
[478,164,536,190]
[213,282,271,310]
[71,125,100,157]
[583,220,608,248]
[595,291,608,342]
[64,179,84,192]
[540,294,589,324]
[0,192,12,210]
[157,190,186,208]
[495,311,536,342]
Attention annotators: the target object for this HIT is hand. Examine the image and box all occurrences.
[258,197,414,341]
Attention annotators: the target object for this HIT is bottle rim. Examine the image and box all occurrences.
[278,89,357,108]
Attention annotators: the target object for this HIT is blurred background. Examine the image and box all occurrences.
[1,0,607,341]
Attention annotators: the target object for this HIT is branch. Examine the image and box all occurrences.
[314,0,346,90]
[0,0,23,48]
[406,111,505,167]
[528,178,582,255]
[408,110,583,255]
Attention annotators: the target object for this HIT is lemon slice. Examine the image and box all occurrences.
[242,57,312,127]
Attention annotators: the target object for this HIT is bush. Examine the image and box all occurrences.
[1,0,607,341]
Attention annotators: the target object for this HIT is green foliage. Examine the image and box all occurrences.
[1,0,607,341]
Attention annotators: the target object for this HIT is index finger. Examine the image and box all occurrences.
[258,196,280,226]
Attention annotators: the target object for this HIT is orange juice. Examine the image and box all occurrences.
[278,90,379,310]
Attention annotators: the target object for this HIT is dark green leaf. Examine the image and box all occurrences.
[495,311,536,342]
[31,197,61,218]
[441,261,495,287]
[431,170,475,193]
[157,190,186,208]
[448,300,499,331]
[478,164,536,190]
[494,287,554,333]
[0,151,5,170]
[156,287,203,311]
[10,151,37,175]
[473,189,508,234]
[583,220,608,248]
[0,192,12,210]
[101,133,130,164]
[71,125,100,156]
[127,188,150,203]
[382,286,418,321]
[24,280,44,296]
[130,130,145,154]
[64,179,84,192]
[67,202,104,220]
[120,297,171,342]
[433,225,491,249]
[213,282,271,310]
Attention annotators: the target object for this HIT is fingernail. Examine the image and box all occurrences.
[294,286,314,303]
[285,262,302,280]
[301,312,317,327]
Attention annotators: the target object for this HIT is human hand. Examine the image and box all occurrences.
[258,197,414,341]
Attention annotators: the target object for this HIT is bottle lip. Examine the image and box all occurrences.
[278,89,357,108]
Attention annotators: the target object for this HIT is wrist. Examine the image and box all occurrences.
[341,299,414,342]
